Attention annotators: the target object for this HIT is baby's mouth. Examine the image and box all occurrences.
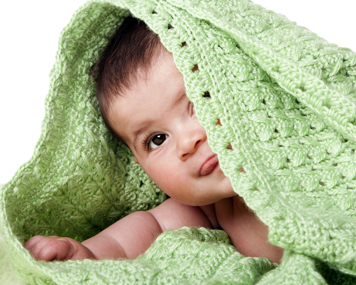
[200,155,219,176]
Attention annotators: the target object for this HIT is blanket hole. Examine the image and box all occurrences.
[203,91,211,98]
[181,42,187,47]
[168,24,174,29]
[226,143,233,150]
[215,118,222,126]
[192,64,199,72]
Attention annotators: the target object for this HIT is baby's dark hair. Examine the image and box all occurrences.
[91,16,161,140]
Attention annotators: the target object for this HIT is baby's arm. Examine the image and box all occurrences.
[24,198,212,261]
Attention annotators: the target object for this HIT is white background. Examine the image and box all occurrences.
[1,1,355,184]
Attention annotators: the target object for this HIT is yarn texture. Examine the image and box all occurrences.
[1,0,356,283]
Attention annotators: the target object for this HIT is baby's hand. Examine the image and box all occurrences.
[24,235,96,261]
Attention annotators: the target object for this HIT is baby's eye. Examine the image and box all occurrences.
[149,134,167,150]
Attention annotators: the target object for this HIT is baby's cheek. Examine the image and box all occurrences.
[145,166,173,190]
[158,171,180,192]
[157,171,185,196]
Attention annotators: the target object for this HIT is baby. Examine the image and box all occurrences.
[24,16,284,264]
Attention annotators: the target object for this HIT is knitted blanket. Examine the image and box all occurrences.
[1,0,356,284]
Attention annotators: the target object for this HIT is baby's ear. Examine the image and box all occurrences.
[134,156,138,164]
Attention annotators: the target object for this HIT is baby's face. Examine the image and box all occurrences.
[109,49,235,206]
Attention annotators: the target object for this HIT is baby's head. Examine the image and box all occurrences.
[92,16,235,206]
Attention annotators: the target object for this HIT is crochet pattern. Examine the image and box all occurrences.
[1,0,356,284]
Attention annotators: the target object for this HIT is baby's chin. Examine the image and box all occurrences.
[219,176,237,198]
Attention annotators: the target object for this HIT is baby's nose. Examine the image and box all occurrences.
[177,126,206,160]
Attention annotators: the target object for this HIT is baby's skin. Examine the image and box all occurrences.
[24,48,284,264]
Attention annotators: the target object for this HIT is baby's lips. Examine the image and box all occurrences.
[200,155,219,176]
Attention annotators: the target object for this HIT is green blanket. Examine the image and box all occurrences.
[1,0,356,283]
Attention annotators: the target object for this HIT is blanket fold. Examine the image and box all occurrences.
[1,0,356,283]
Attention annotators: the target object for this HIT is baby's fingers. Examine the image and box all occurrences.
[24,236,75,261]
[23,235,47,252]
[40,239,75,261]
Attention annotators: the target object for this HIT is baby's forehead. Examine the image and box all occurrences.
[109,96,134,137]
[109,94,152,146]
